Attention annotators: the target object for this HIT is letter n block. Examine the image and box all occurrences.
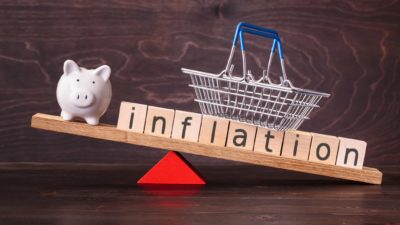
[281,130,312,160]
[198,115,230,146]
[253,127,284,156]
[117,101,148,133]
[171,110,202,142]
[308,133,339,165]
[226,121,257,151]
[336,137,367,169]
[144,106,175,138]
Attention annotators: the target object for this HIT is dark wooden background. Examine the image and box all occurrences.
[0,0,399,166]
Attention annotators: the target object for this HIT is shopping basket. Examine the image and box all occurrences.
[181,22,330,131]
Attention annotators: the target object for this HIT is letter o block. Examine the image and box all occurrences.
[308,133,339,165]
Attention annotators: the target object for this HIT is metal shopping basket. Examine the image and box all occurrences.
[182,22,330,131]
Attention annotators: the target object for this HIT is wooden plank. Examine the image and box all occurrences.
[31,113,383,184]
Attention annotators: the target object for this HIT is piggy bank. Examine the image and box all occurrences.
[56,59,112,125]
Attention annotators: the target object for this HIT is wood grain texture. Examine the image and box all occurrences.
[31,113,382,184]
[0,163,399,225]
[0,0,399,166]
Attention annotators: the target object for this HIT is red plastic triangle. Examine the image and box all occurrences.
[137,151,206,185]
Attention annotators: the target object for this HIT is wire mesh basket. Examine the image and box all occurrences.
[182,22,330,131]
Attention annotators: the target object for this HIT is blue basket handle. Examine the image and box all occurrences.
[224,22,288,83]
[239,28,283,60]
[233,22,279,43]
[233,22,283,59]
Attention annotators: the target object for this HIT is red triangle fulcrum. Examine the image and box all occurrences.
[137,151,206,185]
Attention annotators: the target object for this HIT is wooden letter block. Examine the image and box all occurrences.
[226,121,257,151]
[253,127,284,156]
[281,130,312,160]
[171,110,202,142]
[144,106,175,138]
[198,115,230,146]
[336,137,367,169]
[308,133,339,165]
[117,101,148,133]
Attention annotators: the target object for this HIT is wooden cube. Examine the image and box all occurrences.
[281,130,312,160]
[308,133,339,165]
[198,115,230,146]
[144,106,175,138]
[171,110,202,142]
[117,101,148,133]
[226,121,257,151]
[253,127,284,156]
[336,137,367,169]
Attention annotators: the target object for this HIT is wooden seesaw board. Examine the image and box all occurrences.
[31,113,382,184]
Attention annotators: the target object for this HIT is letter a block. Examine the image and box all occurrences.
[308,133,339,165]
[281,130,312,160]
[336,137,367,169]
[144,106,175,138]
[253,127,284,156]
[198,115,230,146]
[117,101,148,133]
[171,110,202,142]
[226,121,257,151]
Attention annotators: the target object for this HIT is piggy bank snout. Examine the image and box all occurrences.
[69,89,95,108]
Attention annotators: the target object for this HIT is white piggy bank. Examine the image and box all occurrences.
[56,59,112,125]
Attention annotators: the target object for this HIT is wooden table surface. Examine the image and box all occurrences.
[0,162,399,225]
[1,1,399,224]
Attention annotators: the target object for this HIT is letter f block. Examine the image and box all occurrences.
[171,110,202,142]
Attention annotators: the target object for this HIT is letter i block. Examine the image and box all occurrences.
[281,130,312,160]
[198,115,230,146]
[308,133,339,165]
[144,106,175,138]
[336,137,367,169]
[253,127,284,156]
[226,121,257,151]
[117,101,148,133]
[171,110,202,142]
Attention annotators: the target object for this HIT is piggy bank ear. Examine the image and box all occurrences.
[94,65,111,82]
[63,60,80,75]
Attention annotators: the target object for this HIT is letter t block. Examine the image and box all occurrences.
[253,127,284,156]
